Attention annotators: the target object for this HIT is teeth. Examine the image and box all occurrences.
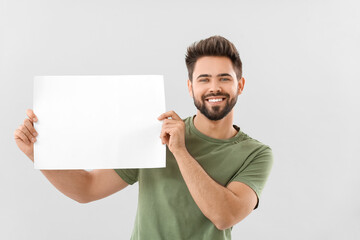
[208,98,223,102]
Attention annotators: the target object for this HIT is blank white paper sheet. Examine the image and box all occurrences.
[33,75,166,169]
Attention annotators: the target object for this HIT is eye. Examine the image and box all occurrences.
[199,78,209,82]
[220,78,230,81]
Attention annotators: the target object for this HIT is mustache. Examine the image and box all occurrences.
[202,92,230,100]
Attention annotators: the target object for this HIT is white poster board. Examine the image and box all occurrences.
[33,75,166,169]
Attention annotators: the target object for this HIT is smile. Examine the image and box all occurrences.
[206,98,226,102]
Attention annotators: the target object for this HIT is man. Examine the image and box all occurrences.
[14,35,273,239]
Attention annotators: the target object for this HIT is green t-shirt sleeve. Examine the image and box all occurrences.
[113,169,139,185]
[229,146,274,209]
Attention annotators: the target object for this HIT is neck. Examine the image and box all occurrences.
[193,110,238,139]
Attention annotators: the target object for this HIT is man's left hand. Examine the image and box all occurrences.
[158,111,186,154]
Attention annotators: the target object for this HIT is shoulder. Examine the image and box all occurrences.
[236,130,273,160]
[182,116,193,130]
[182,115,192,123]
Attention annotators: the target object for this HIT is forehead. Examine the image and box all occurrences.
[193,56,235,76]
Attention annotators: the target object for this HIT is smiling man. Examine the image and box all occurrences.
[15,35,273,240]
[117,35,274,239]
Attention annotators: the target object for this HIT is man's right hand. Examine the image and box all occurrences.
[14,109,38,161]
[13,109,130,203]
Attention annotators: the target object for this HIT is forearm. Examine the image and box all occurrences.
[29,156,92,203]
[173,149,238,229]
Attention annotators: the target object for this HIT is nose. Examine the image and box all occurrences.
[209,80,222,93]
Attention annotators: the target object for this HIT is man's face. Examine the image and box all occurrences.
[188,56,244,121]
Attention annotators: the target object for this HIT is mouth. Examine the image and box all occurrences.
[205,97,226,104]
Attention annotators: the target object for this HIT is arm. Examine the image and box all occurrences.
[172,150,257,230]
[14,109,129,203]
[158,111,257,230]
[37,167,129,204]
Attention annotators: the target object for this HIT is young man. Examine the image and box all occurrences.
[14,35,273,240]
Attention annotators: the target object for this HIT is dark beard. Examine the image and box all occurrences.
[192,91,238,121]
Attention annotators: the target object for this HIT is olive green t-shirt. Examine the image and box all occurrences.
[114,115,273,240]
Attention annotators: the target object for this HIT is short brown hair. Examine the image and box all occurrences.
[185,35,242,82]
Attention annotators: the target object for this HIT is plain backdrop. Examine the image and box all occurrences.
[1,0,359,239]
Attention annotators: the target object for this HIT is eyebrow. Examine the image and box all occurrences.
[196,73,232,79]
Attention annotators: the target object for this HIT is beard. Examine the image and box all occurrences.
[192,89,238,121]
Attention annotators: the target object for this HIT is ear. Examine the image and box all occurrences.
[237,77,245,95]
[187,79,193,97]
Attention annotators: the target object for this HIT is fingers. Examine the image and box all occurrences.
[26,109,38,122]
[13,109,39,146]
[158,111,184,146]
[14,109,38,144]
[159,130,169,145]
[159,117,184,144]
[162,119,178,126]
[160,122,171,145]
[24,118,38,137]
[14,127,32,144]
[159,121,179,145]
[157,110,181,121]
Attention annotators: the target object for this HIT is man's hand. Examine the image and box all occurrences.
[157,110,186,154]
[14,109,38,161]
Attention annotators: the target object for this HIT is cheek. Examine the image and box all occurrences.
[196,91,207,100]
[228,85,239,96]
[192,88,203,99]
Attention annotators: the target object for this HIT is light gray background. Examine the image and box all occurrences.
[1,0,359,239]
